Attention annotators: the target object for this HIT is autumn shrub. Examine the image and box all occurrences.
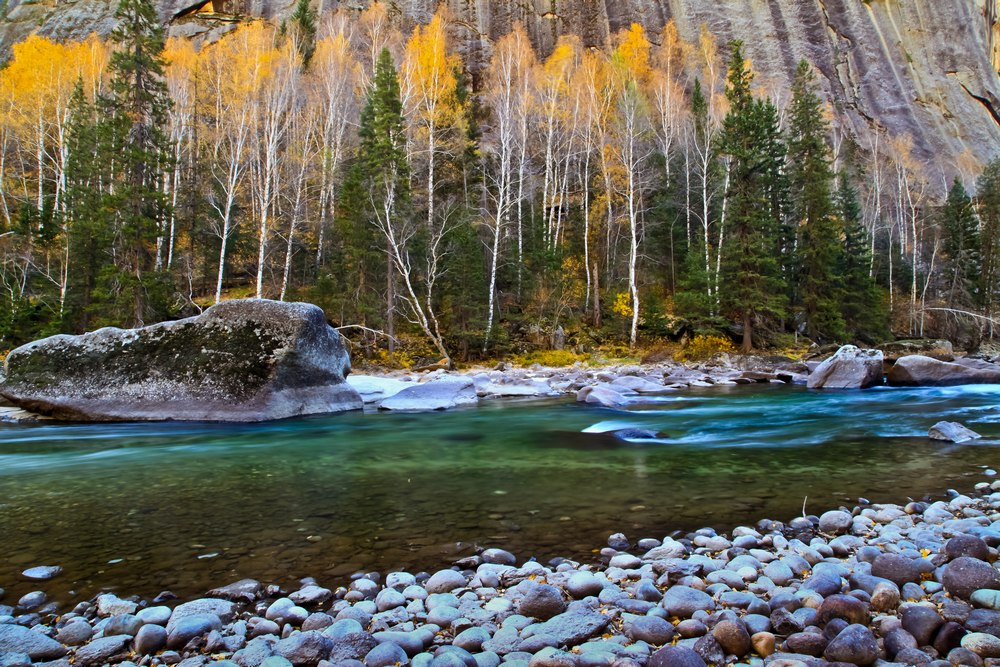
[515,349,582,367]
[676,334,736,362]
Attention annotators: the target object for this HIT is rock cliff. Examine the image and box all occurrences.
[2,0,998,187]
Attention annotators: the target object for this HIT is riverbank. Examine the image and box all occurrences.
[6,481,1000,666]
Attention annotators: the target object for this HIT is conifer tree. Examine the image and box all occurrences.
[976,159,1000,328]
[787,60,844,342]
[97,0,174,326]
[941,177,980,309]
[717,41,787,351]
[289,0,316,68]
[836,173,888,342]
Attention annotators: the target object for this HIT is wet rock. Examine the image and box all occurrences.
[21,566,62,581]
[823,624,878,665]
[16,591,46,611]
[209,579,263,603]
[273,631,333,665]
[0,299,362,421]
[74,634,131,665]
[135,624,168,654]
[576,385,628,407]
[661,586,716,618]
[105,613,144,636]
[480,549,516,566]
[517,584,566,620]
[166,613,222,648]
[623,615,674,645]
[929,421,982,443]
[0,624,67,660]
[56,620,93,646]
[807,346,884,390]
[943,557,1000,599]
[818,511,852,534]
[380,379,478,412]
[648,645,707,667]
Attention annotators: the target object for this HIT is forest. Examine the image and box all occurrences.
[1,0,999,365]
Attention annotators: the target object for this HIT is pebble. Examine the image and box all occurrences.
[20,566,62,581]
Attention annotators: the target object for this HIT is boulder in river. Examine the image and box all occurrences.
[878,339,955,362]
[806,345,884,389]
[929,421,982,443]
[0,299,362,422]
[887,355,1000,386]
[378,378,478,411]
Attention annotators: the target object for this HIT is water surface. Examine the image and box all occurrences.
[2,383,999,608]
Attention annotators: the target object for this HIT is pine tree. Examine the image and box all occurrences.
[941,177,980,309]
[289,0,316,68]
[787,60,844,342]
[96,0,174,326]
[717,41,787,351]
[977,158,1000,327]
[339,47,410,350]
[836,173,888,342]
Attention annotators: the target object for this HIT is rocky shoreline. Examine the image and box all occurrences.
[6,483,1000,666]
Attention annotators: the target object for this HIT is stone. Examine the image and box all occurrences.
[661,586,716,618]
[74,634,131,665]
[209,579,263,603]
[647,646,707,667]
[824,624,878,665]
[273,631,333,665]
[785,632,827,656]
[56,620,93,646]
[966,608,1000,636]
[21,565,62,581]
[525,610,610,647]
[816,594,869,626]
[807,346,884,389]
[623,615,675,645]
[711,620,751,657]
[888,354,1000,386]
[327,631,378,662]
[425,569,467,593]
[379,378,478,411]
[364,641,408,667]
[96,593,137,616]
[137,605,173,625]
[167,613,223,648]
[878,339,954,362]
[480,549,516,566]
[871,581,901,612]
[929,421,982,442]
[517,585,566,620]
[901,605,944,646]
[345,375,416,403]
[751,632,776,658]
[566,572,604,599]
[135,623,168,654]
[818,510,852,534]
[973,589,1000,610]
[0,624,67,660]
[453,627,491,652]
[871,553,921,585]
[943,557,1000,599]
[933,621,966,655]
[963,632,1000,658]
[946,535,992,562]
[0,299,362,421]
[105,613,144,636]
[575,385,628,407]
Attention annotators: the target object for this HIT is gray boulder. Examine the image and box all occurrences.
[807,345,884,389]
[878,339,954,362]
[0,299,362,422]
[887,354,1000,386]
[379,378,478,411]
[929,421,982,443]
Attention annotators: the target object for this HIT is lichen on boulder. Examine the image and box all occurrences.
[0,299,362,422]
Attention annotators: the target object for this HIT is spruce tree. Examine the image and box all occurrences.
[96,0,174,327]
[787,60,844,342]
[977,158,1000,325]
[289,0,316,68]
[717,41,787,351]
[941,177,980,309]
[836,173,888,342]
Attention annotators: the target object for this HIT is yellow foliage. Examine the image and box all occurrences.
[515,349,582,367]
[613,23,651,84]
[611,291,633,318]
[402,11,461,128]
[677,335,736,362]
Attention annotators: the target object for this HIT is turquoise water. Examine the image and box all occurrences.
[2,383,1000,608]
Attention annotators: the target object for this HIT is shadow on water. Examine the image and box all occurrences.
[2,384,1000,608]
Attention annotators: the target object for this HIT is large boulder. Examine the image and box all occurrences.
[887,355,1000,386]
[0,299,362,422]
[878,339,954,362]
[807,345,884,389]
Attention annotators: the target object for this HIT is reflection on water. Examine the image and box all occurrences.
[2,384,999,608]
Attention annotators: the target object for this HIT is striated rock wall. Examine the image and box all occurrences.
[2,0,999,190]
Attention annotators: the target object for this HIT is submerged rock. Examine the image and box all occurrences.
[806,345,884,390]
[887,355,1000,386]
[0,299,362,422]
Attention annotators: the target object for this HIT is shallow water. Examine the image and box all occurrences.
[2,383,1000,608]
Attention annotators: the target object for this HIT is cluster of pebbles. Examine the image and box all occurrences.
[7,483,1000,666]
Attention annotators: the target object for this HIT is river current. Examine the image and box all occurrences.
[2,383,999,607]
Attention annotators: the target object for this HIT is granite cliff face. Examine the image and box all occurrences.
[2,0,999,188]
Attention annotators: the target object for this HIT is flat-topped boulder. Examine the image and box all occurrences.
[0,299,362,422]
[887,355,1000,386]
